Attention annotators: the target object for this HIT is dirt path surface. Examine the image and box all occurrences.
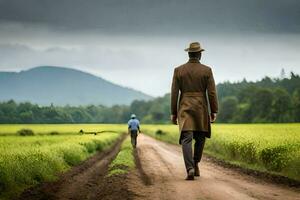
[128,134,300,200]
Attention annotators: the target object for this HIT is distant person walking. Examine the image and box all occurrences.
[171,42,218,180]
[128,114,140,148]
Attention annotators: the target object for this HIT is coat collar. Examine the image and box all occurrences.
[188,58,200,63]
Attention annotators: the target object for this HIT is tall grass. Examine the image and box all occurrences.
[0,132,122,199]
[142,123,300,181]
[108,137,135,176]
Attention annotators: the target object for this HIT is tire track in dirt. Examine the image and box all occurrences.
[127,134,300,200]
[129,144,177,200]
[134,150,152,186]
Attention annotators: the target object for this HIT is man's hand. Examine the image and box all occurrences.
[170,115,178,125]
[210,113,217,123]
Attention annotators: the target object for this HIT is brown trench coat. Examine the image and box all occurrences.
[171,58,218,141]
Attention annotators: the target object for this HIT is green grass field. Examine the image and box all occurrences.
[0,124,126,199]
[0,123,299,199]
[142,123,300,181]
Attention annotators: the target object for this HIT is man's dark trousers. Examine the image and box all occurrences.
[181,131,206,171]
[130,130,138,147]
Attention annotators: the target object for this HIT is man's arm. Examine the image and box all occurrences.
[128,120,131,134]
[171,68,179,125]
[137,125,140,133]
[207,68,218,122]
[137,120,141,133]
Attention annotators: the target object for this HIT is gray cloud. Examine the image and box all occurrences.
[0,0,299,35]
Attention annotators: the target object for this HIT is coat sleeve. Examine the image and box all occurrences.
[207,68,218,113]
[171,68,179,115]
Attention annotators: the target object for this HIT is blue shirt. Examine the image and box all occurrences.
[128,118,140,131]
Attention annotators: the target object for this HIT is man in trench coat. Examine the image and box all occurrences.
[171,42,218,180]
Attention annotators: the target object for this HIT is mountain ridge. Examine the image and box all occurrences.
[0,66,152,106]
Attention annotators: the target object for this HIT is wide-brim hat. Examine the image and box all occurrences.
[184,42,205,52]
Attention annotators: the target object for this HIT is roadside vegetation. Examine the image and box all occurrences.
[0,131,123,199]
[142,123,300,182]
[108,136,135,176]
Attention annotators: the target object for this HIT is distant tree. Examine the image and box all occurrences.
[250,88,273,122]
[69,108,92,123]
[260,76,274,88]
[148,94,170,123]
[130,100,151,120]
[280,71,300,94]
[19,111,34,123]
[237,85,257,103]
[292,88,300,122]
[270,88,292,122]
[0,100,18,123]
[234,103,252,123]
[218,96,238,123]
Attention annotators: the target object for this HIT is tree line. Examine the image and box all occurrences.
[0,72,299,124]
[0,96,170,124]
[217,72,300,123]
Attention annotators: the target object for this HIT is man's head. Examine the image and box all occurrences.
[131,114,136,119]
[188,51,202,60]
[185,42,205,60]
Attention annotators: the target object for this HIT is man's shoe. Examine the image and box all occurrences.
[185,168,195,180]
[194,164,200,177]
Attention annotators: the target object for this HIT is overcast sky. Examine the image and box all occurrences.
[0,0,299,96]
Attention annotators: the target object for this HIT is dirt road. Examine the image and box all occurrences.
[128,134,300,200]
[20,134,300,200]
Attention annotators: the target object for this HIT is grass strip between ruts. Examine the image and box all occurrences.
[108,136,135,176]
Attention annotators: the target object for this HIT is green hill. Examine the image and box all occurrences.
[0,66,152,106]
